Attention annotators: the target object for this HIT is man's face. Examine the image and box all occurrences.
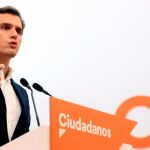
[0,13,23,60]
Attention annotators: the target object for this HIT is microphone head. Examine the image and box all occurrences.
[32,83,43,92]
[20,78,31,89]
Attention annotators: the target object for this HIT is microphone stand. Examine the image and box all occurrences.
[30,88,40,126]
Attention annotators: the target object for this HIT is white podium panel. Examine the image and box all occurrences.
[0,126,49,150]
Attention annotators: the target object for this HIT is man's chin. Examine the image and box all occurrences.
[5,52,18,59]
[0,50,18,61]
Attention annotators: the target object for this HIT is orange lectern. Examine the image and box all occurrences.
[50,96,136,150]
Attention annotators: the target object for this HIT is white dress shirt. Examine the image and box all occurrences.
[1,68,21,141]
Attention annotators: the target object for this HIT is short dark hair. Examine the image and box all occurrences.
[0,6,25,30]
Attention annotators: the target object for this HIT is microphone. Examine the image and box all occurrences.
[32,83,51,96]
[20,78,40,126]
[20,78,31,90]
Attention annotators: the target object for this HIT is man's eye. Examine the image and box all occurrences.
[0,24,12,30]
[16,28,23,35]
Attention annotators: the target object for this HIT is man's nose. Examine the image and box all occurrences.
[10,28,18,39]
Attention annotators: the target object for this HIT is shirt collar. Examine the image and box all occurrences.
[5,67,14,81]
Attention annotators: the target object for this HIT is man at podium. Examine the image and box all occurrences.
[0,6,30,146]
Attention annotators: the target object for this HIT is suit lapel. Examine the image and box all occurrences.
[10,79,24,110]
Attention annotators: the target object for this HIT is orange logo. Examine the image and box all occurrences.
[115,96,150,148]
[50,96,136,150]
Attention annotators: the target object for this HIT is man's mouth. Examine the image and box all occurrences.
[9,42,17,49]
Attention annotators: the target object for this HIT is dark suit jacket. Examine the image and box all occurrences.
[0,79,30,147]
